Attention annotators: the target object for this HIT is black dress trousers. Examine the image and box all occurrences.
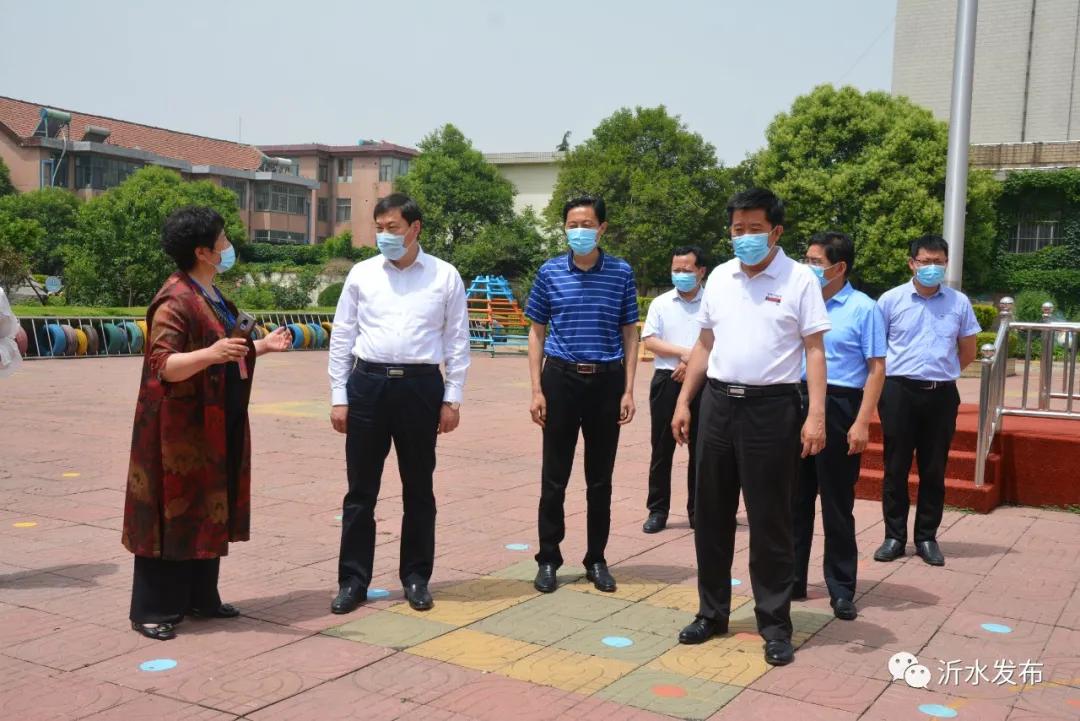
[535,361,624,569]
[646,369,701,519]
[693,380,801,642]
[792,387,862,603]
[338,365,444,589]
[878,377,960,544]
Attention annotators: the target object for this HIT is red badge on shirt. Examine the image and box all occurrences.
[765,293,782,304]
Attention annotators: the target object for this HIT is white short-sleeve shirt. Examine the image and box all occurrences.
[641,287,703,371]
[697,248,831,385]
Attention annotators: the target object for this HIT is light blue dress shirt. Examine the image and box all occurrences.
[877,279,982,382]
[803,282,887,388]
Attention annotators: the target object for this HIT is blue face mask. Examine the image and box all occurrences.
[214,244,236,273]
[732,232,771,266]
[376,232,408,261]
[671,271,699,293]
[915,264,946,287]
[566,227,598,255]
[809,263,838,288]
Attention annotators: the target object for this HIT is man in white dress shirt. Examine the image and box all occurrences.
[327,193,471,614]
[640,245,707,534]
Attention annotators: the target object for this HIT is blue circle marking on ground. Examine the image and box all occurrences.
[980,622,1012,634]
[368,588,390,599]
[505,543,530,551]
[139,659,177,672]
[731,578,742,586]
[918,704,958,719]
[602,636,634,648]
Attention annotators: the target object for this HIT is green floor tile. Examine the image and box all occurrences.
[471,604,591,645]
[553,624,678,664]
[323,610,455,649]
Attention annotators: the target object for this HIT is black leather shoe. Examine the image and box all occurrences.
[331,583,367,614]
[189,603,240,618]
[534,563,558,593]
[915,540,945,566]
[586,562,616,592]
[678,616,727,644]
[642,513,667,534]
[131,621,176,641]
[873,538,905,562]
[764,639,795,666]
[831,598,858,621]
[404,582,434,611]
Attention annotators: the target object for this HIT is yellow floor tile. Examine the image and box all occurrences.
[405,628,542,673]
[502,647,638,694]
[387,577,538,626]
[569,575,666,603]
[647,643,771,687]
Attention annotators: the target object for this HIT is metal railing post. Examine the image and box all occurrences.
[1039,302,1055,410]
[974,342,996,487]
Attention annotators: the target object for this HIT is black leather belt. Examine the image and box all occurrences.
[889,376,956,391]
[545,356,624,375]
[354,359,440,378]
[710,379,800,398]
[799,382,864,397]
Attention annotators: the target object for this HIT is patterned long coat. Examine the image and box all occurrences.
[122,272,255,559]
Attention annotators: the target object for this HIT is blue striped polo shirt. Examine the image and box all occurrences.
[525,250,639,363]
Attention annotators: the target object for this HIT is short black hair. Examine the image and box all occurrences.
[808,231,854,277]
[726,187,784,227]
[562,195,607,223]
[373,193,423,226]
[673,245,707,267]
[161,206,225,271]
[910,234,949,259]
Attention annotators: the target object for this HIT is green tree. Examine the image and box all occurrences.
[0,188,81,274]
[451,208,551,281]
[0,157,15,197]
[753,84,1000,292]
[0,213,44,291]
[395,123,515,255]
[547,106,733,288]
[62,166,247,306]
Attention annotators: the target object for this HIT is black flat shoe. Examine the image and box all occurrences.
[915,540,945,566]
[534,563,558,593]
[131,621,176,641]
[189,603,240,618]
[642,513,667,534]
[331,583,367,614]
[586,562,616,592]
[831,598,858,621]
[873,538,905,562]
[678,616,727,644]
[765,638,795,666]
[404,582,433,611]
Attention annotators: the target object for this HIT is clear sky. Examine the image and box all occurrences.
[0,0,896,165]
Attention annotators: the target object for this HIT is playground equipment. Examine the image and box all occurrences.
[466,275,529,356]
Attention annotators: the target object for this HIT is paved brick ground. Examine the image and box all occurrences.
[1,351,1079,720]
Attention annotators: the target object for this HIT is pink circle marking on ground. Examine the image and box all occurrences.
[651,684,688,698]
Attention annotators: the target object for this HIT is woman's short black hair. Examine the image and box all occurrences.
[161,206,225,271]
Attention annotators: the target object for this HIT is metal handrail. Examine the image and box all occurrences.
[975,298,1080,486]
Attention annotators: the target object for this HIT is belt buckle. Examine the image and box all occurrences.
[727,384,746,397]
[925,381,938,390]
[575,363,597,374]
[386,367,405,378]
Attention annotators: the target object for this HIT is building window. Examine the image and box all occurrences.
[336,198,352,222]
[317,198,329,222]
[40,156,69,188]
[337,158,352,182]
[254,182,309,215]
[254,229,307,244]
[1012,213,1059,253]
[74,155,142,190]
[221,178,247,209]
[378,156,410,182]
[318,162,328,182]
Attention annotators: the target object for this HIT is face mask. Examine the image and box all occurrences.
[809,263,837,288]
[377,232,408,261]
[566,227,598,255]
[671,271,699,293]
[915,264,946,287]
[214,244,236,273]
[732,232,771,266]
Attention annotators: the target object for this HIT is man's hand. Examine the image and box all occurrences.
[671,361,688,383]
[530,391,546,428]
[671,401,692,445]
[618,392,636,425]
[330,404,348,434]
[801,412,826,458]
[847,419,869,455]
[438,404,460,434]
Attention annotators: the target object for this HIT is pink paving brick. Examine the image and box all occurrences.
[861,683,1013,721]
[707,689,860,720]
[748,663,889,714]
